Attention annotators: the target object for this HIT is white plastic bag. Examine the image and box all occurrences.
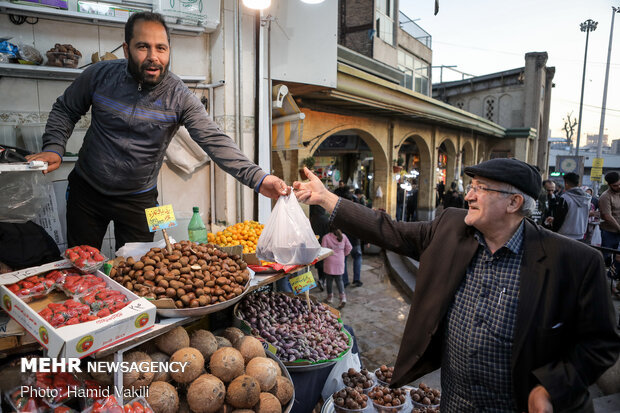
[590,224,602,247]
[320,349,362,401]
[256,194,321,265]
[116,238,177,261]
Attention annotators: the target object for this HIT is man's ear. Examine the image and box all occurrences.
[507,194,524,214]
[122,42,129,59]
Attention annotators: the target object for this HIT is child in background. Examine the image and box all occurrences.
[321,228,352,309]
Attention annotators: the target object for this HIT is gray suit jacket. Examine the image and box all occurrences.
[332,199,620,412]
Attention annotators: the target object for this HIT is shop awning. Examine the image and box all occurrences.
[272,84,305,151]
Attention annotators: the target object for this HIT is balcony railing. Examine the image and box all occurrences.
[399,11,432,49]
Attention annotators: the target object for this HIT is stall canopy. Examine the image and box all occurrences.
[272,84,305,151]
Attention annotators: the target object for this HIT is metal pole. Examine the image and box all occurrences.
[576,19,597,158]
[595,7,619,194]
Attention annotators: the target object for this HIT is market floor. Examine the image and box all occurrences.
[331,251,442,389]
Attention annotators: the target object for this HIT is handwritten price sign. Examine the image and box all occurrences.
[288,269,316,295]
[145,205,177,232]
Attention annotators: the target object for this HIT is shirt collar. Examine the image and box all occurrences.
[474,220,525,255]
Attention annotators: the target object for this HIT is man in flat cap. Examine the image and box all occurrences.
[294,158,620,413]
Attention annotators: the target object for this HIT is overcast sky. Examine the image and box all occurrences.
[399,0,620,146]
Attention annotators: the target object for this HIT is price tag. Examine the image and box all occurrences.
[288,269,316,295]
[145,205,177,232]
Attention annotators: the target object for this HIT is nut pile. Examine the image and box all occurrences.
[333,387,368,412]
[46,44,82,68]
[111,241,250,309]
[368,386,407,411]
[410,383,441,406]
[342,368,374,392]
[375,365,394,384]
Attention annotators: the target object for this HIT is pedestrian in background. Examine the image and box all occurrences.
[310,204,329,291]
[541,180,566,232]
[598,171,620,297]
[557,173,591,241]
[321,229,351,309]
[443,181,464,209]
[334,186,363,287]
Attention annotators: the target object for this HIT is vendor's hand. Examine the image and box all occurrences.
[293,167,339,213]
[259,174,290,199]
[25,151,61,174]
[527,385,553,413]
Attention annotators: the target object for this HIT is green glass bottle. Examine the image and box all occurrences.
[188,206,208,243]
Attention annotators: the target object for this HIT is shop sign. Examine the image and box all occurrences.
[288,269,316,295]
[145,205,177,232]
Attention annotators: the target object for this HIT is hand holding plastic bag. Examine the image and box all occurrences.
[256,193,321,265]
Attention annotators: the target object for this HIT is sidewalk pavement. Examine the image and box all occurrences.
[336,250,620,412]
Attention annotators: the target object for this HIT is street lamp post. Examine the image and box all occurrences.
[594,7,620,195]
[575,18,598,158]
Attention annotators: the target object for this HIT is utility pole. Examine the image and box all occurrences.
[594,7,620,194]
[576,19,598,158]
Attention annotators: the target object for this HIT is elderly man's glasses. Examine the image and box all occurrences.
[466,184,518,195]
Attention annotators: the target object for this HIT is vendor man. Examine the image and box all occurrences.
[294,158,620,413]
[27,12,288,251]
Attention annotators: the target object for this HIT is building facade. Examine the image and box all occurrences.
[433,52,555,174]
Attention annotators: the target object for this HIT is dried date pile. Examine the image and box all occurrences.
[375,365,394,384]
[410,382,441,406]
[368,386,407,411]
[332,387,368,412]
[46,43,82,68]
[342,368,374,392]
[110,241,250,309]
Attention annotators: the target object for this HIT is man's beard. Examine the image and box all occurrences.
[127,51,168,86]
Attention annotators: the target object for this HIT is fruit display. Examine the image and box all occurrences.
[207,221,264,254]
[341,368,374,393]
[332,387,368,412]
[6,273,57,302]
[62,273,107,296]
[110,241,251,309]
[124,326,295,413]
[89,396,154,413]
[374,365,394,385]
[46,43,82,68]
[368,386,408,412]
[37,286,129,328]
[34,372,81,406]
[236,291,351,363]
[6,388,50,412]
[64,245,106,273]
[410,383,441,407]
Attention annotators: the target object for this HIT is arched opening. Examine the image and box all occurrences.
[311,129,388,209]
[461,141,475,187]
[395,134,432,220]
[437,139,457,206]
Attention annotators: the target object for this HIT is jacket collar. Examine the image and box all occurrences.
[512,218,548,363]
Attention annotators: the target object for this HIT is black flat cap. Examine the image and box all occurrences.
[464,158,541,199]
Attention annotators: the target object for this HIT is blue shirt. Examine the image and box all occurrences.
[441,221,524,412]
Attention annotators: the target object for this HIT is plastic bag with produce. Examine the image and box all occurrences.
[256,193,321,265]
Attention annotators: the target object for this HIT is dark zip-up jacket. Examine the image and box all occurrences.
[42,59,266,196]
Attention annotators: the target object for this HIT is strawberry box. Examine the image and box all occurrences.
[0,260,156,358]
